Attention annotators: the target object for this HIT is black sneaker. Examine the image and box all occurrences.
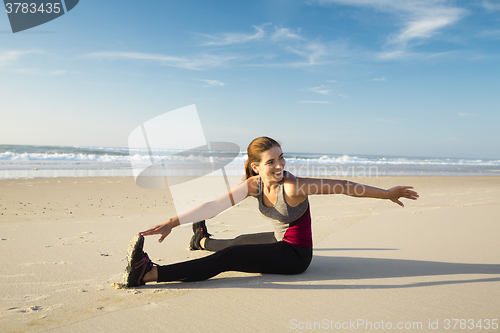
[189,220,211,250]
[122,235,157,287]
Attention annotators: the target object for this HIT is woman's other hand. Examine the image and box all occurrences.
[387,186,419,207]
[139,220,176,243]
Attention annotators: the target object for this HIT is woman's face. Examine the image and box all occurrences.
[252,146,286,182]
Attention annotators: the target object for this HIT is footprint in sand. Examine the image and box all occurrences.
[17,306,42,313]
[28,305,42,312]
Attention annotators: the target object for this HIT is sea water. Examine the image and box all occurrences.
[1,145,499,179]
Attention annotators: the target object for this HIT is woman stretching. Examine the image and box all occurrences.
[123,137,419,287]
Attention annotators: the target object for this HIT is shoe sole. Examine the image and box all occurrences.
[127,235,144,262]
[122,234,145,287]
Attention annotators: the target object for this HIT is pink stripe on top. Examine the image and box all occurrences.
[282,205,313,248]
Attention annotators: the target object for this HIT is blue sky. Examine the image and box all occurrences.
[1,0,499,159]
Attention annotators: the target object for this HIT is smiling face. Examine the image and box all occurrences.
[251,146,286,183]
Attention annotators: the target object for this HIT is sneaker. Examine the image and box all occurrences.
[122,235,157,287]
[189,220,212,250]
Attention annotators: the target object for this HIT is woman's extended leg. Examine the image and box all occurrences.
[157,241,312,283]
[124,235,311,286]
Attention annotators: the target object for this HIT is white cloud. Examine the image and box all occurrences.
[370,77,386,81]
[82,52,239,70]
[298,100,330,104]
[11,68,68,75]
[201,24,303,46]
[377,49,462,61]
[377,50,409,60]
[193,79,226,86]
[197,24,362,67]
[0,50,43,67]
[199,24,356,67]
[271,27,303,41]
[306,85,330,95]
[482,0,500,11]
[303,84,348,99]
[201,25,266,46]
[387,11,463,47]
[477,29,500,39]
[313,0,466,51]
[0,51,65,76]
[285,37,366,66]
[287,41,328,65]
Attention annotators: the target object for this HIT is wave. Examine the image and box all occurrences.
[282,154,500,166]
[1,148,500,167]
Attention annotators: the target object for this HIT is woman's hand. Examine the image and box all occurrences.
[387,186,419,207]
[139,220,176,243]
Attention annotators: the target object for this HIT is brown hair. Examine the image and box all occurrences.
[244,137,281,179]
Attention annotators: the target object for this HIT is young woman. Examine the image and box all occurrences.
[123,137,418,287]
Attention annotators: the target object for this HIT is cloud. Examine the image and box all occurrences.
[370,77,386,81]
[201,24,303,46]
[287,41,329,65]
[200,24,348,67]
[303,84,348,99]
[298,100,330,104]
[283,38,361,66]
[306,85,330,95]
[312,0,466,51]
[376,49,464,61]
[0,50,43,67]
[201,25,266,46]
[196,23,363,67]
[377,50,409,60]
[481,0,500,11]
[11,68,68,75]
[193,79,226,86]
[271,27,303,41]
[457,112,478,117]
[82,52,239,70]
[387,9,464,48]
[477,29,500,39]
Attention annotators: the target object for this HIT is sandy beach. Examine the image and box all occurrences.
[1,176,499,332]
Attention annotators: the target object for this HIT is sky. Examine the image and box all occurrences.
[0,0,499,159]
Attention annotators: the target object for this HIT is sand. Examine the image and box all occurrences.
[1,176,499,332]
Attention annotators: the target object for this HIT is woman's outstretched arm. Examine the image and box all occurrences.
[292,176,419,207]
[139,178,254,243]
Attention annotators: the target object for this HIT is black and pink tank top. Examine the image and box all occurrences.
[257,171,312,248]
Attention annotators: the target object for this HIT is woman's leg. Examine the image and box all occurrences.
[203,232,276,252]
[156,242,312,283]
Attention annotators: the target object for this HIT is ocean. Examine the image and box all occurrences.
[1,144,499,179]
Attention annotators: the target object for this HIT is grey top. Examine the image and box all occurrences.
[257,171,309,241]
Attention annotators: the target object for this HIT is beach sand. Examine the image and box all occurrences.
[1,176,499,332]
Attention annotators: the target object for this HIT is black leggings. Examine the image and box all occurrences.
[204,231,277,252]
[156,241,313,283]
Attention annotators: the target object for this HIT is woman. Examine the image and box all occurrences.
[123,137,418,287]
